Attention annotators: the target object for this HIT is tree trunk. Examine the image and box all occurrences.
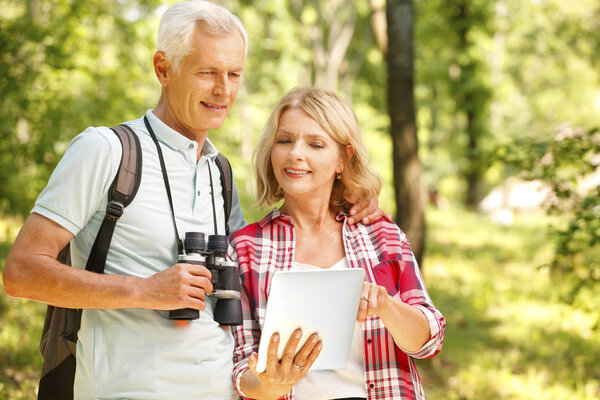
[386,0,425,266]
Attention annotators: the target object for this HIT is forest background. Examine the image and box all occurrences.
[1,0,599,399]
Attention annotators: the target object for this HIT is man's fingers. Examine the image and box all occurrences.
[182,263,213,279]
[184,296,207,311]
[188,274,213,296]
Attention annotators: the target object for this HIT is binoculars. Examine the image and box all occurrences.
[169,232,242,326]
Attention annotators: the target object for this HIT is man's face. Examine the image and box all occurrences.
[162,27,246,139]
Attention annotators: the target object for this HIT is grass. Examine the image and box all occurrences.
[418,207,600,400]
[1,206,599,399]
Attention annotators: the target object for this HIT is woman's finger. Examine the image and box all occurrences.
[265,332,281,375]
[247,352,260,378]
[279,329,302,370]
[292,333,319,371]
[367,283,380,316]
[298,338,323,374]
[357,283,371,322]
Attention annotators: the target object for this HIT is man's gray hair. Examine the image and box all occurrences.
[157,0,248,72]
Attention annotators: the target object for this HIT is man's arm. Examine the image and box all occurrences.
[3,213,213,311]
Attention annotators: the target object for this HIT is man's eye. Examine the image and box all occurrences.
[229,72,241,78]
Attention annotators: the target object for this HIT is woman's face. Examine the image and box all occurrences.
[270,107,345,203]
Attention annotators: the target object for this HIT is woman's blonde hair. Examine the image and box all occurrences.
[254,87,382,212]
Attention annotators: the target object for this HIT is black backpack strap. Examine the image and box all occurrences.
[85,124,142,273]
[215,153,233,235]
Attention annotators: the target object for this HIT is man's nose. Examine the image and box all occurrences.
[213,73,230,96]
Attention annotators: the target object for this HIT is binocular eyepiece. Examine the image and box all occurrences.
[169,232,242,326]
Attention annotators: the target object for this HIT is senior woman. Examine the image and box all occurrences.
[228,87,445,400]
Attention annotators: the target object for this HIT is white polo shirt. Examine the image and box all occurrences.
[33,110,246,399]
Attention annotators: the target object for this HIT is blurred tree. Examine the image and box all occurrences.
[386,0,425,265]
[0,0,161,216]
[447,0,493,209]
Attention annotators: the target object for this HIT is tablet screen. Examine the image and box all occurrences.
[256,268,365,373]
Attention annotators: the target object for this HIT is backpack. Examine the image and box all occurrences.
[37,124,234,400]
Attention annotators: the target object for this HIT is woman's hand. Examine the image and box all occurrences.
[356,281,391,323]
[241,329,322,400]
[356,281,432,352]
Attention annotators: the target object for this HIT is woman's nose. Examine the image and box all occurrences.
[288,142,304,160]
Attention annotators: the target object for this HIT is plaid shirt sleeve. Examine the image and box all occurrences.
[228,227,261,399]
[392,232,444,359]
[346,218,446,399]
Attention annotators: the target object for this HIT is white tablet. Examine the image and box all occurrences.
[256,268,365,373]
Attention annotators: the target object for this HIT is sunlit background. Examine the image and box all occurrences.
[1,0,598,398]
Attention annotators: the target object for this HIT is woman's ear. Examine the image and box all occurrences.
[339,144,354,172]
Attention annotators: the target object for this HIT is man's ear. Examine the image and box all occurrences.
[153,51,170,87]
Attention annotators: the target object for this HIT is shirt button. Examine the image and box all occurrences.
[367,339,372,344]
[369,383,375,389]
[197,190,201,196]
[189,143,194,150]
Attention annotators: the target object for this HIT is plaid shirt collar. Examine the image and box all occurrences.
[258,207,350,228]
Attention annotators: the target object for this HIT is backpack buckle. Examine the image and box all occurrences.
[106,200,124,221]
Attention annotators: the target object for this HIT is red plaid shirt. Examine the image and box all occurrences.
[228,208,445,400]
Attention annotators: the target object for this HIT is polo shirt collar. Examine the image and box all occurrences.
[145,110,219,159]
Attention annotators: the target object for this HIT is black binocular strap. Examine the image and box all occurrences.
[207,165,220,236]
[214,153,232,236]
[85,124,142,273]
[144,117,184,255]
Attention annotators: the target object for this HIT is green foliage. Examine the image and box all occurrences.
[415,0,600,205]
[420,206,600,400]
[497,127,600,304]
[0,0,161,216]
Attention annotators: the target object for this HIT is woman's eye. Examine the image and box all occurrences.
[311,143,324,149]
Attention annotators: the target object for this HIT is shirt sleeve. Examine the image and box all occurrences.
[227,242,259,399]
[32,127,121,235]
[394,231,446,359]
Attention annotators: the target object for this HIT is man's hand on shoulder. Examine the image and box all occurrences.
[346,196,393,225]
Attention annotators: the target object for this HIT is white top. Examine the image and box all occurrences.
[290,257,367,400]
[33,110,246,399]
